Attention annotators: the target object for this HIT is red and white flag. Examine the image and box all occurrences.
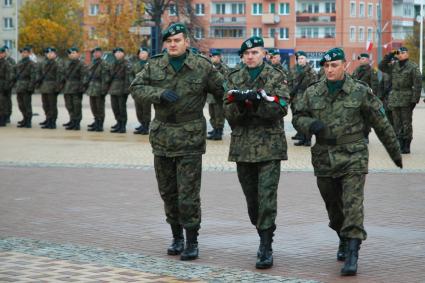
[366,41,373,51]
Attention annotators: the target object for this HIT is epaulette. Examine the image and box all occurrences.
[196,53,213,64]
[150,53,164,59]
[227,67,241,78]
[307,79,322,88]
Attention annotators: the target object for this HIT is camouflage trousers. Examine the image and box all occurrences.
[236,160,280,231]
[17,92,32,119]
[391,107,413,140]
[134,98,151,124]
[41,93,58,120]
[154,155,202,229]
[64,93,83,121]
[111,94,128,122]
[317,173,367,240]
[208,102,225,129]
[5,89,12,117]
[89,95,105,121]
[0,92,9,115]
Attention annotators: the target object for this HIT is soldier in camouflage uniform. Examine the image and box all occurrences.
[129,23,224,261]
[2,45,16,123]
[293,48,402,276]
[352,53,379,143]
[37,47,63,129]
[85,47,110,132]
[62,47,87,130]
[269,49,289,83]
[132,47,151,135]
[206,49,229,140]
[289,51,317,146]
[109,47,131,134]
[378,47,422,154]
[12,46,37,128]
[0,47,13,126]
[378,72,393,126]
[224,36,289,269]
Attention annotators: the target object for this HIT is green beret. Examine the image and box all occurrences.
[210,49,222,56]
[399,46,408,52]
[358,53,369,59]
[91,46,102,53]
[270,49,280,56]
[44,47,57,53]
[138,47,149,54]
[0,47,6,53]
[67,47,79,54]
[113,47,125,54]
[19,46,32,53]
[240,36,264,54]
[295,51,307,58]
[190,47,200,54]
[320,47,345,66]
[162,23,187,42]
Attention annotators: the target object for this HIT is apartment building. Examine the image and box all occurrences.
[0,0,25,61]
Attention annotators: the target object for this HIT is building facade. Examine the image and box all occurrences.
[1,0,25,61]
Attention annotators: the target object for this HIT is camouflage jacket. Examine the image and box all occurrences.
[207,61,230,104]
[378,72,392,105]
[131,60,147,81]
[84,58,110,96]
[129,50,224,157]
[62,59,87,94]
[352,64,378,95]
[108,59,131,95]
[379,58,422,107]
[289,64,317,98]
[292,75,401,177]
[37,58,64,94]
[14,57,37,93]
[224,63,289,162]
[271,63,289,82]
[6,56,16,65]
[0,58,13,93]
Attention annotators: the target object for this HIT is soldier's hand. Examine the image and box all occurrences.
[228,90,247,102]
[161,90,179,103]
[394,158,403,169]
[244,90,260,101]
[309,120,326,135]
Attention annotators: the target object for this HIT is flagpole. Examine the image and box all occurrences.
[420,0,424,74]
[15,0,18,62]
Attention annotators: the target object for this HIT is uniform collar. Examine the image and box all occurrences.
[159,50,196,70]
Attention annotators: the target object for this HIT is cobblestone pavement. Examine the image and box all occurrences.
[1,95,425,282]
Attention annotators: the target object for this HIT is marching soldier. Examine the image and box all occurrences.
[2,45,16,123]
[130,23,224,261]
[293,48,402,276]
[109,47,131,134]
[132,47,151,135]
[62,47,87,130]
[378,47,422,154]
[37,47,63,129]
[206,49,229,140]
[224,36,290,269]
[13,46,37,128]
[0,46,13,126]
[85,47,110,132]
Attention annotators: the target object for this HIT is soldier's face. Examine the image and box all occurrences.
[114,51,125,60]
[93,51,102,59]
[164,33,189,57]
[20,51,30,58]
[359,57,369,65]
[138,51,149,60]
[270,54,281,65]
[47,52,57,60]
[68,51,79,60]
[0,52,6,59]
[210,55,221,64]
[243,47,265,68]
[324,60,346,81]
[397,51,409,61]
[297,56,307,66]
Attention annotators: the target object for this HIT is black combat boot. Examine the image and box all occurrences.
[41,118,51,129]
[49,119,57,129]
[167,224,185,255]
[24,117,32,128]
[118,121,127,133]
[213,128,223,140]
[140,121,150,135]
[402,139,411,154]
[110,121,121,133]
[73,120,81,131]
[133,122,144,134]
[96,119,104,132]
[39,119,48,126]
[63,120,72,127]
[111,122,119,130]
[88,119,98,132]
[292,132,302,140]
[180,229,199,261]
[341,238,361,276]
[65,120,76,130]
[337,234,347,261]
[0,116,6,127]
[207,128,216,140]
[17,117,26,128]
[304,136,312,147]
[256,227,274,269]
[207,128,214,135]
[87,120,96,128]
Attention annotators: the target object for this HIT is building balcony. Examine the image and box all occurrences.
[210,16,246,25]
[262,13,280,24]
[263,37,275,48]
[296,14,336,24]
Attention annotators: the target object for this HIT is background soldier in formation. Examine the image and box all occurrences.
[206,49,229,140]
[109,47,131,134]
[378,47,422,154]
[293,48,402,276]
[0,46,13,126]
[224,36,289,269]
[13,46,37,128]
[2,45,16,123]
[37,47,63,129]
[85,47,110,132]
[130,23,224,261]
[132,47,151,135]
[352,53,379,143]
[289,51,317,146]
[269,49,289,83]
[378,72,393,126]
[62,47,87,131]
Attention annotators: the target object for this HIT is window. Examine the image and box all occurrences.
[350,1,356,17]
[269,3,275,13]
[359,27,365,41]
[279,3,289,15]
[3,17,13,29]
[279,27,289,39]
[3,40,12,49]
[169,4,177,16]
[194,27,204,39]
[252,27,262,37]
[376,3,380,18]
[324,26,335,38]
[301,3,319,13]
[367,27,373,42]
[252,3,263,15]
[211,27,245,38]
[89,27,96,39]
[269,28,276,38]
[350,26,356,42]
[195,3,204,15]
[116,4,123,15]
[4,0,12,7]
[214,3,225,14]
[89,4,99,16]
[359,2,365,17]
[368,3,373,18]
[325,2,336,13]
[299,27,319,38]
[403,4,412,17]
[231,3,245,14]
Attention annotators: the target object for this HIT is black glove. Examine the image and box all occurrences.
[245,90,260,101]
[231,90,248,102]
[161,90,179,103]
[309,120,326,135]
[394,158,403,169]
[411,103,416,111]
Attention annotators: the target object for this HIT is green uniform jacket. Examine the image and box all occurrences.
[0,58,13,94]
[378,57,422,107]
[289,64,317,98]
[207,61,230,104]
[292,76,401,177]
[62,59,87,94]
[130,60,147,83]
[352,64,379,95]
[84,58,110,96]
[6,56,16,65]
[271,63,289,82]
[224,63,290,162]
[37,58,64,94]
[108,59,131,96]
[14,57,37,93]
[129,50,224,157]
